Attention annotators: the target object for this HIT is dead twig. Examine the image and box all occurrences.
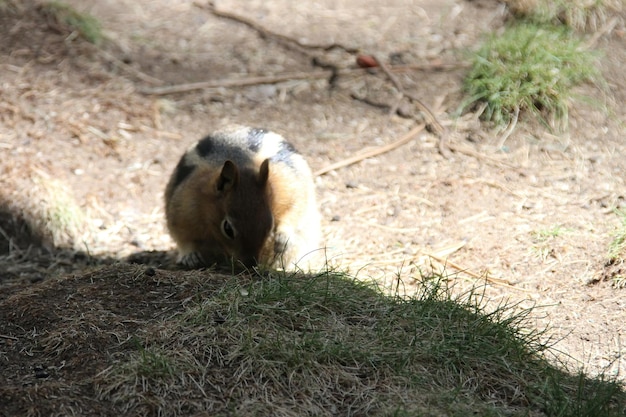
[96,49,164,86]
[350,92,419,119]
[461,177,526,199]
[196,2,356,85]
[427,253,528,291]
[373,55,452,158]
[197,2,359,56]
[314,124,425,176]
[139,63,458,95]
[496,105,519,149]
[198,2,463,89]
[160,2,465,99]
[139,71,327,95]
[444,142,521,170]
[584,16,620,49]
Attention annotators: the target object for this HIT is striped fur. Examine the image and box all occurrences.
[165,125,321,270]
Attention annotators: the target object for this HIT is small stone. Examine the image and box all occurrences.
[34,365,49,379]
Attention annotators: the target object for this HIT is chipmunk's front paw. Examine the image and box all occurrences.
[178,251,205,269]
[273,230,302,268]
[274,232,290,256]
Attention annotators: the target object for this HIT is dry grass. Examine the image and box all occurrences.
[1,263,624,416]
[606,210,626,287]
[91,266,611,416]
[608,211,626,261]
[504,0,623,32]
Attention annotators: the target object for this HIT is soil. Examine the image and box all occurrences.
[0,0,625,409]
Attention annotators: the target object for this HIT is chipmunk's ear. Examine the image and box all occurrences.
[217,160,239,192]
[258,159,269,186]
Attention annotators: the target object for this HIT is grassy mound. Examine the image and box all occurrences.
[1,264,623,416]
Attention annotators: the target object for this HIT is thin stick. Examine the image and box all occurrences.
[427,253,483,279]
[314,124,425,176]
[373,56,451,158]
[140,63,459,95]
[96,49,164,85]
[140,71,326,95]
[496,105,519,149]
[198,2,359,55]
[584,16,619,49]
[427,253,528,291]
[445,142,520,170]
[0,334,18,341]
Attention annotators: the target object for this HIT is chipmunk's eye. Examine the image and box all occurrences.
[221,219,236,240]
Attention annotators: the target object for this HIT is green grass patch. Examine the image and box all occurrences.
[463,23,599,128]
[94,269,626,416]
[532,225,571,241]
[530,225,571,259]
[38,1,103,44]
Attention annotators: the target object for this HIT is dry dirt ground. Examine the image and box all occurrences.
[1,0,625,401]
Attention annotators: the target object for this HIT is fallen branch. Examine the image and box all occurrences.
[197,2,359,56]
[314,124,425,176]
[139,71,327,95]
[373,55,452,158]
[197,1,463,89]
[139,63,460,96]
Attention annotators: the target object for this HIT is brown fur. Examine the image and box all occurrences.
[165,126,321,270]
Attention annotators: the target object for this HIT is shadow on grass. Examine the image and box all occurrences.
[0,257,624,416]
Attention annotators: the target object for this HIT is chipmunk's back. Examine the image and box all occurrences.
[165,125,321,270]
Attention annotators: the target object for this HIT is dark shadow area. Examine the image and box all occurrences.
[0,206,39,256]
[0,211,180,289]
[0,205,113,297]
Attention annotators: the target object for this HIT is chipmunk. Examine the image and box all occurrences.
[164,125,321,270]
